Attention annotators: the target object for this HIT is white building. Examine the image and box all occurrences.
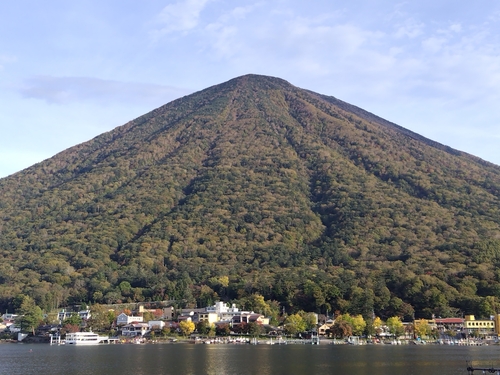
[206,301,252,321]
[121,323,149,336]
[116,313,143,326]
[148,320,165,330]
[57,308,91,323]
[1,313,18,321]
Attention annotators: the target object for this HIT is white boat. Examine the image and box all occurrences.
[65,332,107,345]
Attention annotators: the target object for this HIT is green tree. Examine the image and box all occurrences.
[478,296,499,317]
[197,285,218,308]
[386,316,404,338]
[298,311,317,330]
[196,320,212,335]
[16,296,43,335]
[240,294,273,316]
[62,313,82,326]
[350,315,366,336]
[284,314,306,335]
[248,322,263,337]
[161,326,172,337]
[87,304,114,332]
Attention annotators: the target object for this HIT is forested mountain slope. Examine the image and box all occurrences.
[1,74,500,319]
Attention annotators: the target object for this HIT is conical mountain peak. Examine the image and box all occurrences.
[1,75,499,319]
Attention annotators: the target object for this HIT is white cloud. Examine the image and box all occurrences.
[394,18,425,39]
[154,0,212,36]
[421,36,447,53]
[18,76,191,106]
[449,23,462,33]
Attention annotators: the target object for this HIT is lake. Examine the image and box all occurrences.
[0,342,497,375]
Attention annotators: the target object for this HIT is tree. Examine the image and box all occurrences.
[63,323,81,334]
[196,320,211,335]
[350,315,366,336]
[62,313,82,327]
[298,311,318,331]
[87,304,114,332]
[386,316,404,338]
[284,314,306,335]
[365,316,383,337]
[331,320,352,339]
[142,311,155,322]
[248,322,263,337]
[197,285,219,308]
[161,326,172,337]
[16,296,43,335]
[215,323,231,336]
[233,322,249,334]
[413,319,432,339]
[179,320,195,336]
[478,296,500,317]
[240,294,272,316]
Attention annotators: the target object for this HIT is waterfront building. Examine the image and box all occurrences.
[464,315,495,338]
[116,313,143,326]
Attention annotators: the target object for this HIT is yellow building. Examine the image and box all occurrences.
[464,315,495,337]
[198,312,219,325]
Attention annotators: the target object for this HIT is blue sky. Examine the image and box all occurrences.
[1,0,500,178]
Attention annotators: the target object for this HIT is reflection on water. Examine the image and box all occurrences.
[0,343,494,375]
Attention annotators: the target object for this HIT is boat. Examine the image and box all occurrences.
[65,332,107,345]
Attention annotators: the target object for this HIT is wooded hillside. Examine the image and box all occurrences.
[1,74,500,319]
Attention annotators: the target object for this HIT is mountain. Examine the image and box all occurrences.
[1,74,500,319]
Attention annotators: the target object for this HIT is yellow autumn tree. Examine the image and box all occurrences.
[413,319,432,338]
[179,320,195,336]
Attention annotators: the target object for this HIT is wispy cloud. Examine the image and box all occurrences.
[19,76,191,106]
[196,2,500,111]
[153,0,212,37]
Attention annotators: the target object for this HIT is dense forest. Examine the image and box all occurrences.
[1,74,500,321]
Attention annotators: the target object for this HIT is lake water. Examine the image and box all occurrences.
[0,342,497,375]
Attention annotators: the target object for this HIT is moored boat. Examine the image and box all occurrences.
[66,332,107,345]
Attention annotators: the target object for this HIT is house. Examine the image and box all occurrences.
[58,309,73,322]
[434,318,464,333]
[318,323,334,336]
[78,309,91,320]
[162,306,175,321]
[121,323,149,336]
[1,313,18,321]
[231,313,268,326]
[37,324,59,336]
[116,313,143,326]
[148,320,166,331]
[178,308,205,319]
[57,308,91,323]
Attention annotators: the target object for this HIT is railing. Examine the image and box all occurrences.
[467,361,500,374]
